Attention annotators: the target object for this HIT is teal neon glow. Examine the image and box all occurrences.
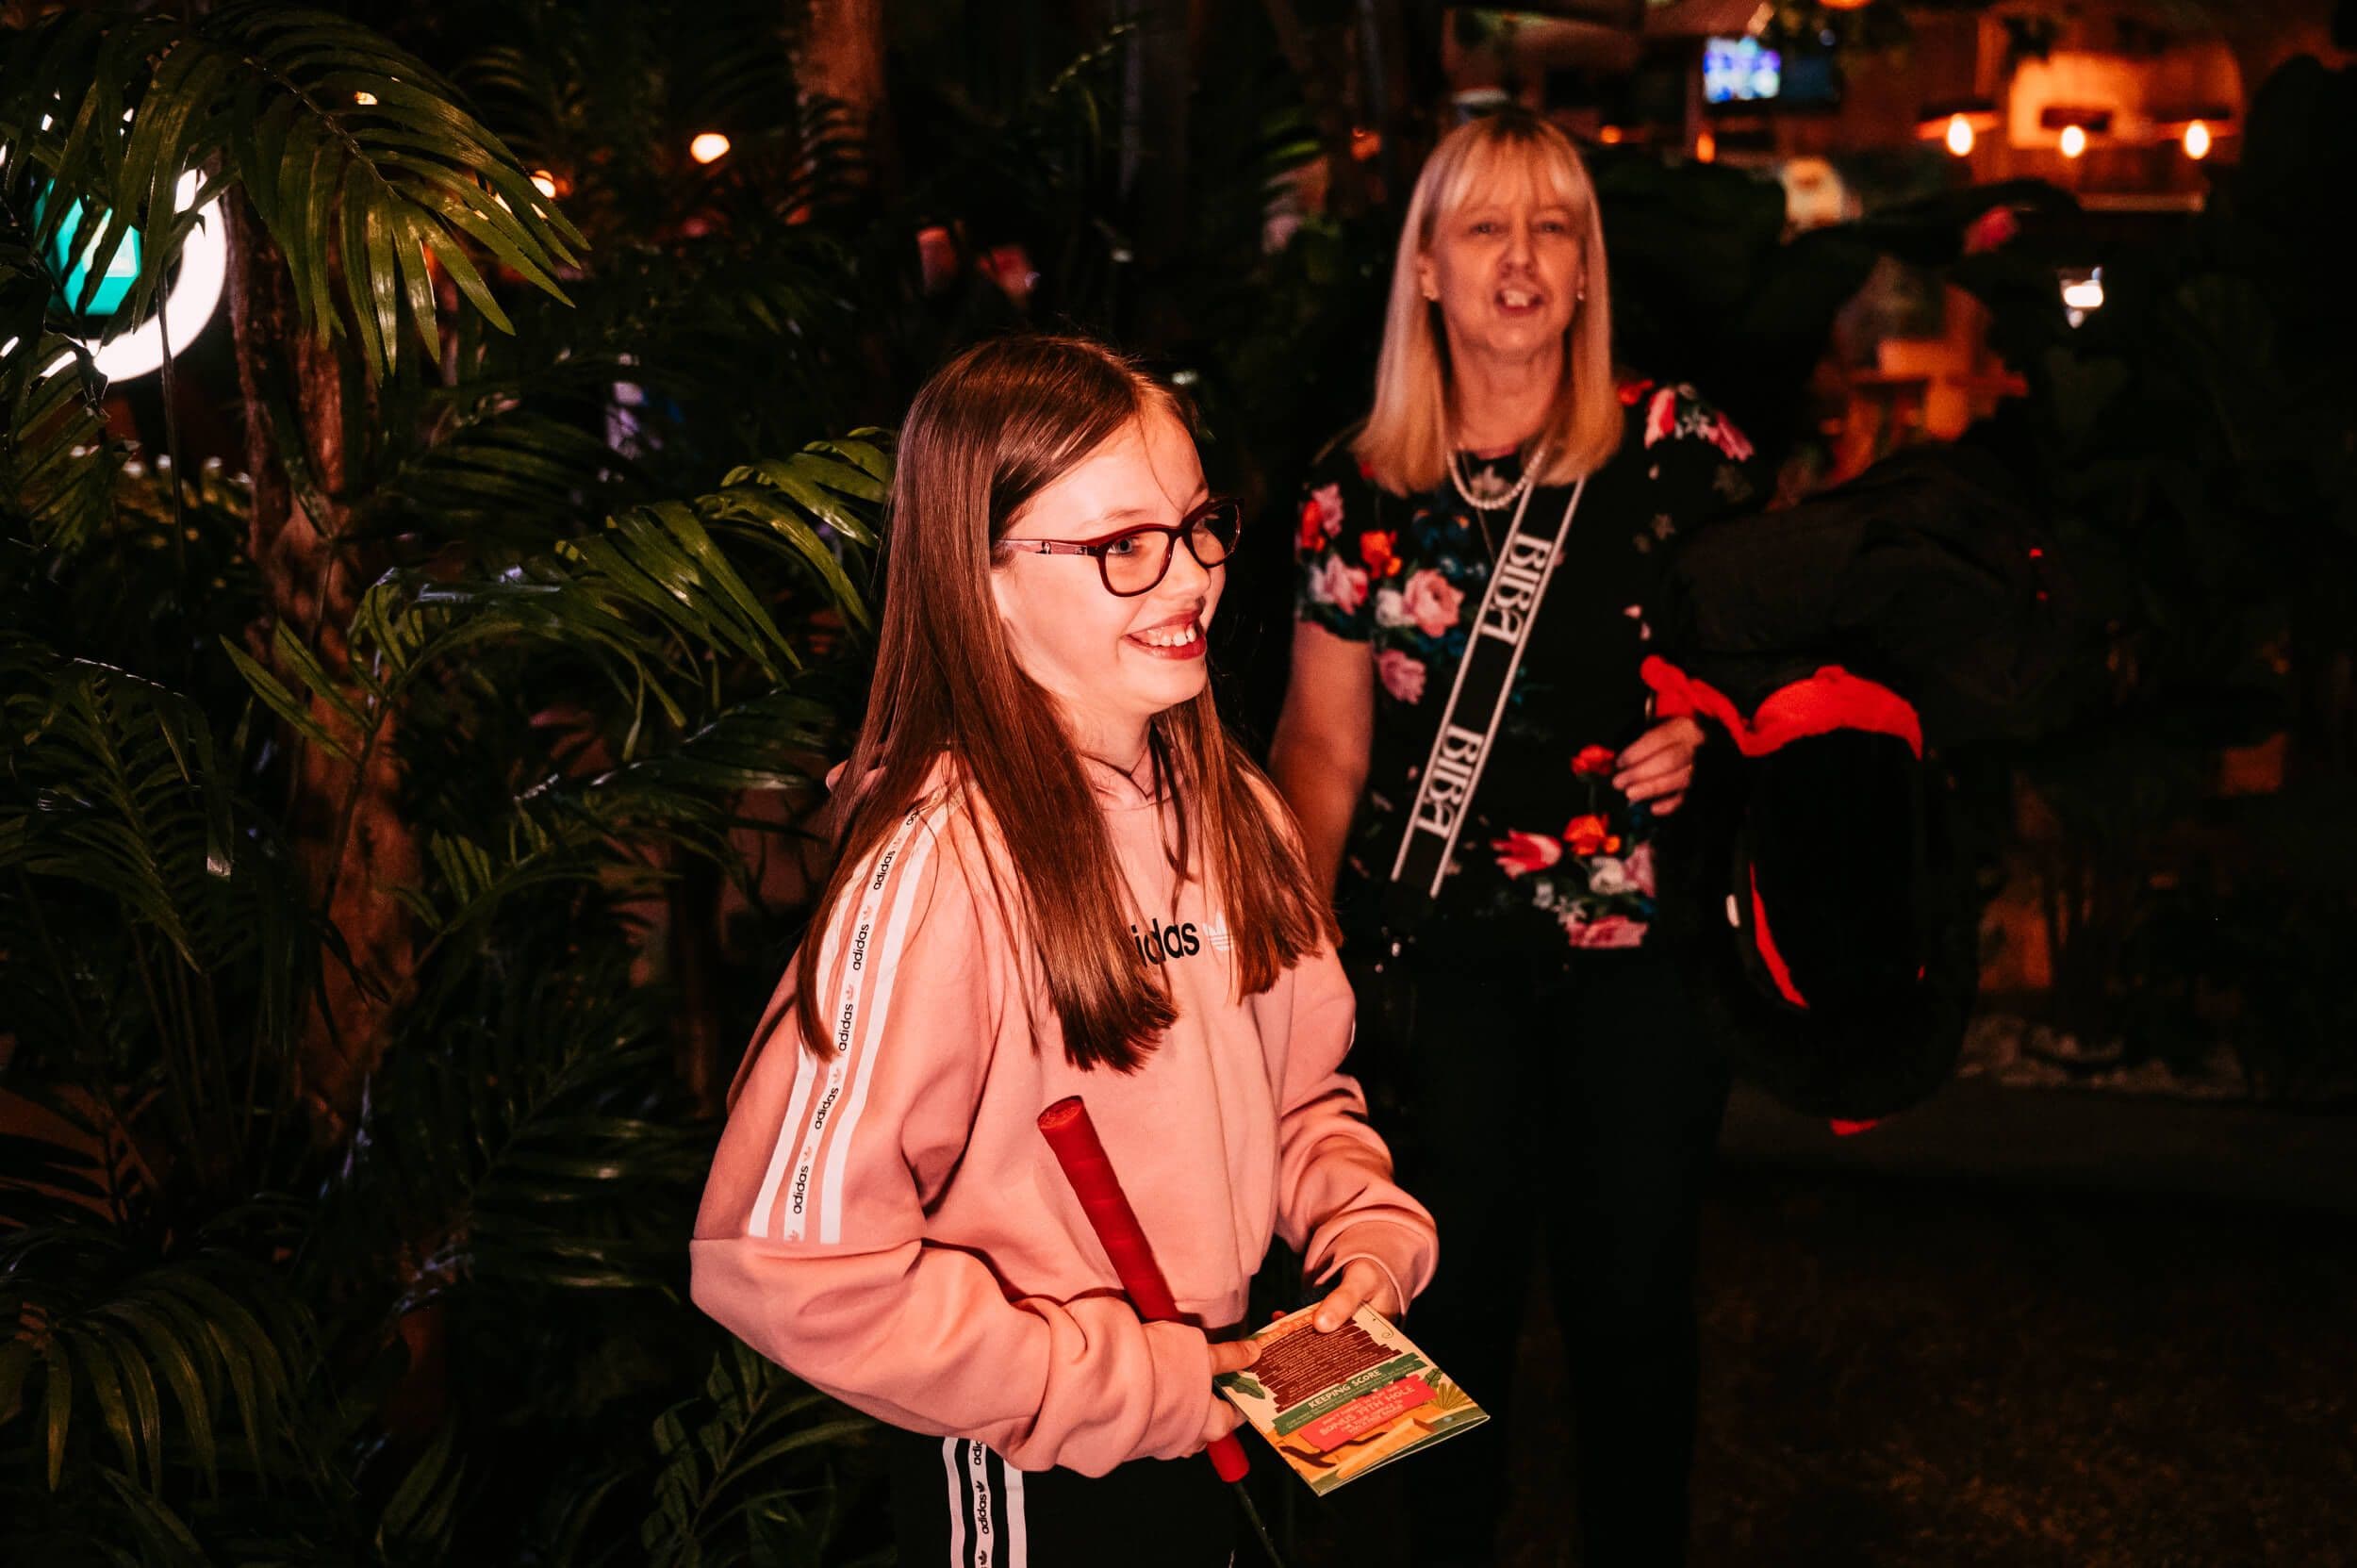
[35,188,144,319]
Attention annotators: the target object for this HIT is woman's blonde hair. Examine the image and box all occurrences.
[1355,110,1622,496]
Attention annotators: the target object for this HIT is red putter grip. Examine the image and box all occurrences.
[1037,1096,1251,1484]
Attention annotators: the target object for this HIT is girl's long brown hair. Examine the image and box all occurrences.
[792,334,1333,1072]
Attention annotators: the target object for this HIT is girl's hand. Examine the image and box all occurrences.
[1194,1337,1261,1451]
[1310,1258,1400,1332]
[1613,717,1706,817]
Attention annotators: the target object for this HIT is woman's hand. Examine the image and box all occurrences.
[1614,717,1706,817]
[1194,1336,1261,1451]
[1310,1258,1402,1332]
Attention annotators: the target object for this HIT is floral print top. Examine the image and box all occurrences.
[1295,378,1764,959]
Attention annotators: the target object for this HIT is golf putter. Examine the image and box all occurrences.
[1037,1096,1288,1568]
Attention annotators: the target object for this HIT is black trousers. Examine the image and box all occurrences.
[888,1428,1237,1568]
[1375,940,1729,1566]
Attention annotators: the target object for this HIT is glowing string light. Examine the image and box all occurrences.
[689,132,731,165]
[1945,114,1974,157]
[2184,120,2211,159]
[2059,124,2087,158]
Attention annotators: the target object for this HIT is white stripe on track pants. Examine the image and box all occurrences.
[887,1428,1239,1568]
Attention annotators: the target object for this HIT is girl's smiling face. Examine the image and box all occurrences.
[990,404,1222,760]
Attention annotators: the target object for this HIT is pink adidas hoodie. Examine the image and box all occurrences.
[690,759,1438,1477]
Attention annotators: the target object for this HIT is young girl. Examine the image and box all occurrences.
[691,335,1438,1566]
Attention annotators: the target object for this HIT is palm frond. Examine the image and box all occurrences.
[580,684,839,798]
[0,639,239,974]
[1,4,584,382]
[92,1466,211,1568]
[342,437,878,754]
[635,1343,878,1568]
[0,333,124,553]
[323,961,707,1315]
[0,1223,306,1494]
[376,1421,465,1561]
[364,404,629,549]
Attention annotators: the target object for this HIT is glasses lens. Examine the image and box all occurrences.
[1101,527,1174,595]
[1189,502,1240,565]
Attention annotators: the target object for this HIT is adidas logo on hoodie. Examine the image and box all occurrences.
[1130,914,1233,966]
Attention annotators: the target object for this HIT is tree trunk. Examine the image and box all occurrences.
[798,0,897,196]
[668,852,727,1117]
[225,200,419,1139]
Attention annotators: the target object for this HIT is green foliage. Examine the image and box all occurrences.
[1,4,893,1562]
[0,332,123,553]
[0,4,585,380]
[633,1344,883,1568]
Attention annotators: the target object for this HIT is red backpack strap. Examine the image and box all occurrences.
[1640,657,1923,759]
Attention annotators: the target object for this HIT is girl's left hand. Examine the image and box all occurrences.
[1310,1259,1401,1332]
[1613,717,1706,817]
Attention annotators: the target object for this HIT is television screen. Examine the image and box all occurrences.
[1704,37,1780,105]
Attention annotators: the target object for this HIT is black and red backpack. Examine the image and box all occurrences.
[1643,444,2073,1124]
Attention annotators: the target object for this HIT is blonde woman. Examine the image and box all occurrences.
[1270,110,1766,1565]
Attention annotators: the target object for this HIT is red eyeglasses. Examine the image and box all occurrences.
[999,497,1242,598]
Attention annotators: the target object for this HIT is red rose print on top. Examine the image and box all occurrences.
[1572,744,1617,778]
[1563,814,1621,857]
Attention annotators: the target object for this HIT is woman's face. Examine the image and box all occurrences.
[991,406,1221,755]
[1417,168,1586,370]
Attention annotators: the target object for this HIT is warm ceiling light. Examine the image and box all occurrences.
[529,170,558,198]
[689,132,731,165]
[2059,124,2087,158]
[1945,114,1974,157]
[2184,119,2212,159]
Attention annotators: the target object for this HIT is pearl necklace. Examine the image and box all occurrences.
[1447,444,1541,513]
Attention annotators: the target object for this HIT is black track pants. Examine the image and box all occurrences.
[888,1428,1239,1568]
